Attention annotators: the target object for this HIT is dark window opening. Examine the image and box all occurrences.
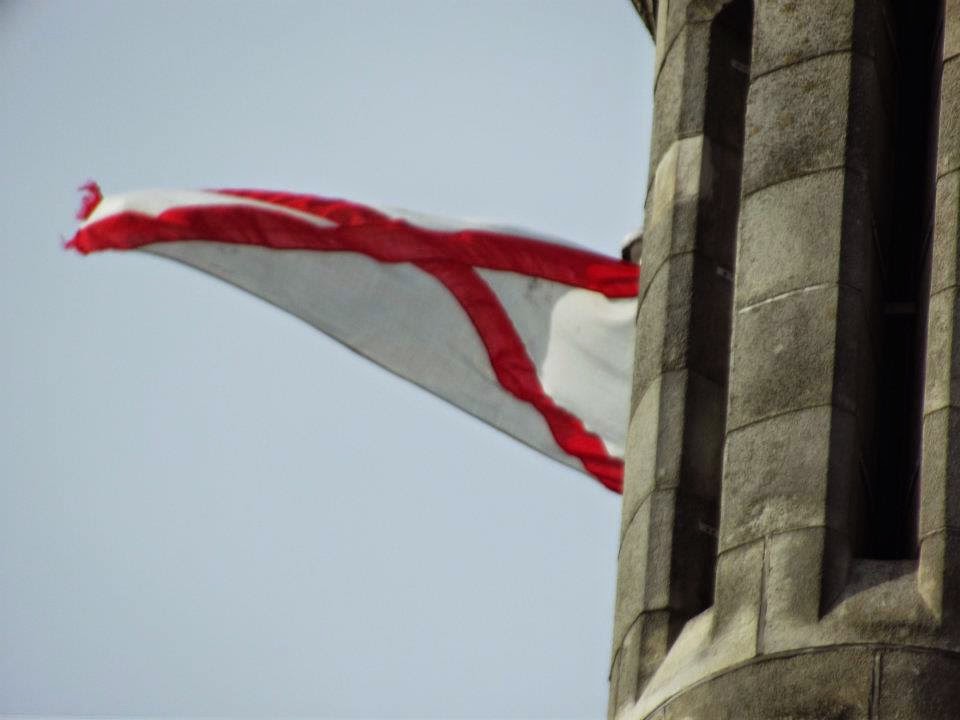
[866,0,944,559]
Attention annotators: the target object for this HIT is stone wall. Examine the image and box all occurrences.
[613,1,959,718]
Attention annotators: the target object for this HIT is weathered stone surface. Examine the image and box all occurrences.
[742,52,851,196]
[615,2,960,717]
[735,168,844,308]
[631,272,665,405]
[947,0,960,61]
[613,610,672,713]
[615,495,652,646]
[712,538,763,643]
[654,0,695,82]
[752,0,854,78]
[623,372,686,533]
[650,22,711,180]
[827,559,934,640]
[623,368,723,530]
[919,407,960,537]
[632,252,709,411]
[761,527,851,653]
[923,288,960,415]
[649,28,685,178]
[659,648,874,720]
[932,172,960,296]
[940,57,960,178]
[642,135,710,295]
[630,0,657,40]
[877,650,960,719]
[614,490,676,650]
[719,406,849,551]
[607,649,621,720]
[919,530,960,627]
[727,285,839,431]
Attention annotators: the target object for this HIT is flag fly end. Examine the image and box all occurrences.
[76,181,103,221]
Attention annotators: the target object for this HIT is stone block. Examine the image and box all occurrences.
[632,254,700,403]
[719,406,850,551]
[615,495,652,649]
[607,649,620,720]
[712,538,763,643]
[654,0,695,81]
[660,648,873,720]
[917,530,960,628]
[939,57,960,178]
[877,650,960,719]
[827,559,933,639]
[631,259,670,403]
[727,284,839,430]
[622,371,686,533]
[742,52,851,196]
[650,22,711,178]
[946,0,960,61]
[613,610,672,712]
[650,28,686,181]
[931,171,960,296]
[919,407,960,537]
[762,527,852,653]
[659,255,695,373]
[752,0,854,78]
[614,490,676,650]
[642,135,711,294]
[923,287,960,415]
[735,168,845,309]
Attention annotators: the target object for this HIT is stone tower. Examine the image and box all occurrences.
[611,1,960,717]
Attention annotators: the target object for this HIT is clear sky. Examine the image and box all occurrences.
[0,2,653,717]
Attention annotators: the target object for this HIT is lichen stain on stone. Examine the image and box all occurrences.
[776,112,796,131]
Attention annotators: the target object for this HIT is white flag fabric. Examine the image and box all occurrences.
[68,184,640,492]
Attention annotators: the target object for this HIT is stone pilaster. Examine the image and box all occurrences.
[610,0,747,714]
[919,0,960,630]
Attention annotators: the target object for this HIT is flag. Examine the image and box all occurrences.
[68,183,640,492]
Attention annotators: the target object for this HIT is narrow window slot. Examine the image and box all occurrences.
[867,1,944,559]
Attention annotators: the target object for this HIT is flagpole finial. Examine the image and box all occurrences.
[621,230,642,263]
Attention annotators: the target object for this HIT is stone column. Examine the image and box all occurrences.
[612,1,960,718]
[920,0,960,631]
[609,0,748,714]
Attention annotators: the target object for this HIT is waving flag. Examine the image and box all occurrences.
[68,184,639,492]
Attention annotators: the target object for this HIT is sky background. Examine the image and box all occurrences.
[0,2,653,717]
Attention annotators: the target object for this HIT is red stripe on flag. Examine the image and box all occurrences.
[67,194,632,491]
[68,201,639,299]
[417,260,624,492]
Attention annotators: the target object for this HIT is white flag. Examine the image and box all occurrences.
[69,184,639,491]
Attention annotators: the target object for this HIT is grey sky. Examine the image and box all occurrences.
[0,1,653,716]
